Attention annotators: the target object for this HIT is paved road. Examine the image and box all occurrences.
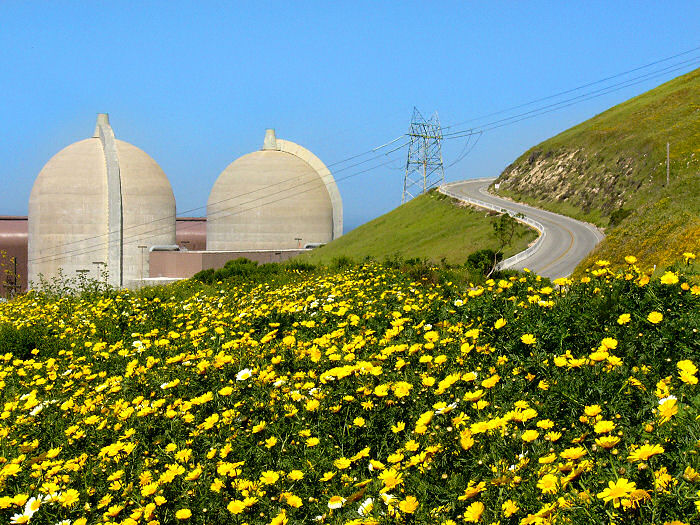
[444,178,605,280]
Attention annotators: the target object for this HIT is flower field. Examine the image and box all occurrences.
[1,256,699,524]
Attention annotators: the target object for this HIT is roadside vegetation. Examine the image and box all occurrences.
[0,248,698,524]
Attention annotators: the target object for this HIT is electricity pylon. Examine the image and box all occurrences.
[402,107,446,203]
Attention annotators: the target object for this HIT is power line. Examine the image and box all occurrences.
[444,131,483,169]
[441,57,699,140]
[442,45,700,131]
[327,135,405,167]
[69,55,697,260]
[31,150,407,266]
[437,49,699,170]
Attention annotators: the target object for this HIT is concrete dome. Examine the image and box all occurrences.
[28,114,176,288]
[207,129,342,251]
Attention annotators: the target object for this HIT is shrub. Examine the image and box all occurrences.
[609,207,633,227]
[330,255,354,270]
[466,248,502,276]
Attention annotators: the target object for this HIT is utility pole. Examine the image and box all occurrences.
[666,142,670,186]
[402,107,446,203]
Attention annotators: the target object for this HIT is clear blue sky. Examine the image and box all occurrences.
[1,1,698,231]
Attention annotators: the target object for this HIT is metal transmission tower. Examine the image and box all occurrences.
[402,107,446,203]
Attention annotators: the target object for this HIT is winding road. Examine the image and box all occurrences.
[441,178,605,280]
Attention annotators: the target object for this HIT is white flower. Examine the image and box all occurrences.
[11,512,31,525]
[236,368,252,381]
[435,402,457,415]
[45,491,61,502]
[509,452,528,471]
[24,495,43,517]
[658,395,677,405]
[328,496,345,509]
[380,493,395,505]
[453,299,464,306]
[358,497,374,516]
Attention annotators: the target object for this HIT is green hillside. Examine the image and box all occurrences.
[299,190,536,265]
[493,68,700,270]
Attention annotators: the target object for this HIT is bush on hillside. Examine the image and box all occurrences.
[608,207,633,227]
[466,248,502,276]
[193,258,283,284]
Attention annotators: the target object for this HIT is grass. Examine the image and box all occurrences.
[492,67,700,271]
[298,190,537,265]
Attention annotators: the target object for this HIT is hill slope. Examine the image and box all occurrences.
[299,190,536,265]
[493,68,700,270]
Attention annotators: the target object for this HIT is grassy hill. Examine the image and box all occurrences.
[493,68,700,270]
[299,189,536,265]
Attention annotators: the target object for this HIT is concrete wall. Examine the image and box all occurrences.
[276,139,343,239]
[28,115,177,289]
[149,249,306,279]
[117,140,177,283]
[94,114,123,287]
[28,138,110,286]
[207,150,333,251]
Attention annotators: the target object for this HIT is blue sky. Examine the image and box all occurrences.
[1,1,698,231]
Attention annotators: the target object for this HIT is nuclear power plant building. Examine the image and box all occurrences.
[2,119,342,295]
[207,129,342,251]
[28,114,176,288]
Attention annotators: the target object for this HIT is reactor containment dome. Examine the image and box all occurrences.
[206,129,342,251]
[28,114,176,288]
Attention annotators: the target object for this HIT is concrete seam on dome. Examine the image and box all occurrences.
[94,115,123,287]
[275,139,343,239]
